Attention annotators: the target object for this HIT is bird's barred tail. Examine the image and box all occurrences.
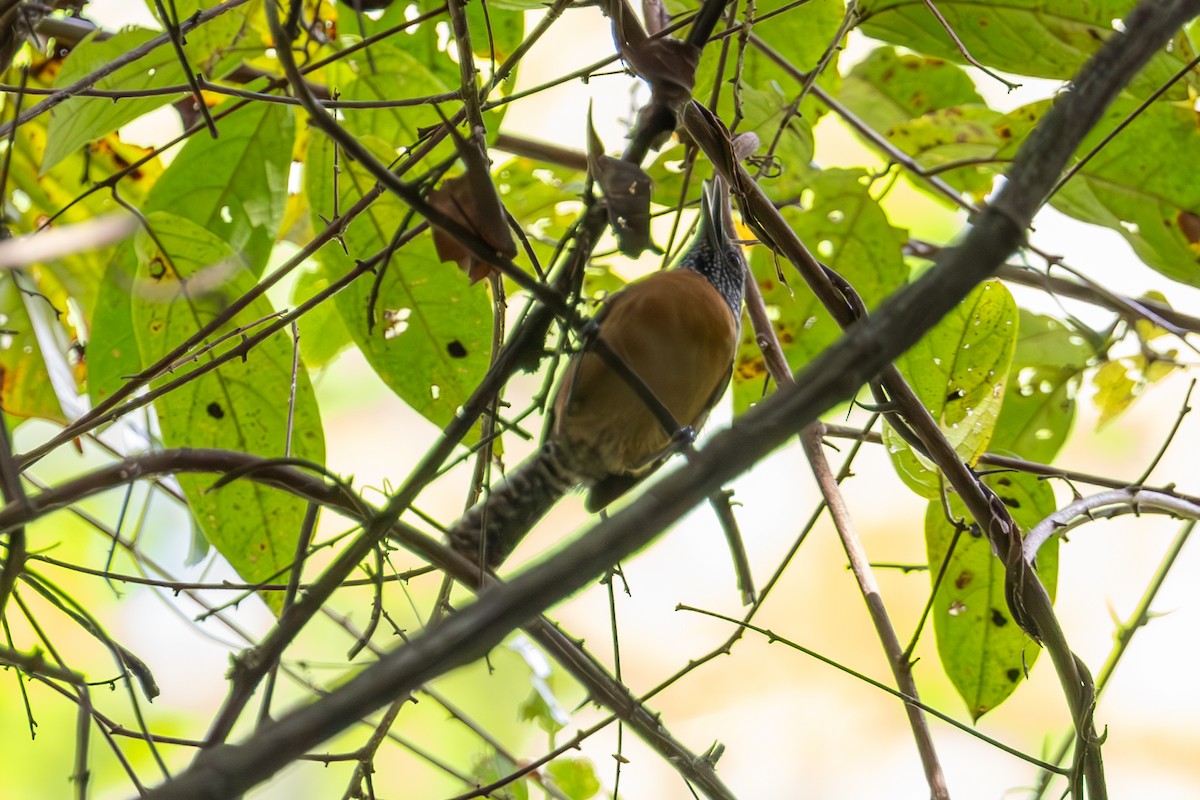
[447,440,581,569]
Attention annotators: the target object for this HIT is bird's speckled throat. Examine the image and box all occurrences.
[676,179,746,316]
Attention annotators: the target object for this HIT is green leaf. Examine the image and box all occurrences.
[733,169,908,413]
[518,689,564,736]
[88,244,142,408]
[44,28,184,171]
[305,134,492,432]
[888,281,1018,498]
[145,101,295,276]
[1091,353,1177,429]
[337,45,453,158]
[879,105,1005,203]
[495,158,586,272]
[991,311,1092,463]
[130,212,325,613]
[1047,99,1200,288]
[666,0,844,196]
[362,0,525,95]
[736,84,816,201]
[925,473,1057,719]
[545,759,601,800]
[148,0,253,78]
[6,116,160,318]
[838,46,984,133]
[90,102,292,407]
[470,751,528,800]
[43,11,252,171]
[859,0,1199,99]
[750,0,847,74]
[0,276,68,424]
[290,266,353,369]
[672,0,847,90]
[1092,359,1137,427]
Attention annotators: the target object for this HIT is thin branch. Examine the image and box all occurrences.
[919,0,1021,90]
[1033,519,1195,797]
[0,0,255,137]
[742,243,948,797]
[1023,488,1200,564]
[676,605,1068,773]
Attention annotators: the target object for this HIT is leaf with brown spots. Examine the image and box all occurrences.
[732,169,907,414]
[129,212,325,615]
[924,472,1058,720]
[859,0,1199,100]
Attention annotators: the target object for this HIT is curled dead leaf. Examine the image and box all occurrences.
[586,111,658,257]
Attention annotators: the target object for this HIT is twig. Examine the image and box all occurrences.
[742,246,948,797]
[676,605,1067,773]
[1023,488,1200,564]
[0,0,255,137]
[1136,379,1194,485]
[1032,519,1195,797]
[1049,50,1200,199]
[820,422,1200,505]
[920,0,1021,90]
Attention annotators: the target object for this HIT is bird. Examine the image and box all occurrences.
[447,177,747,569]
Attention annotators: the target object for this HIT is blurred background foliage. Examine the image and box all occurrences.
[1,0,1199,797]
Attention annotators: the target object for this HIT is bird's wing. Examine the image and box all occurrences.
[552,270,739,509]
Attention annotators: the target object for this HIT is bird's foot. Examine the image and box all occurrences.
[669,425,697,452]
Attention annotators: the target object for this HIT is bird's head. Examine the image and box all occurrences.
[677,178,747,315]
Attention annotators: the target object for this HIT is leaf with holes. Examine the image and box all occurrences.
[887,281,1017,498]
[129,212,325,614]
[733,168,908,414]
[859,0,1199,99]
[305,134,492,433]
[925,473,1057,719]
[991,311,1092,463]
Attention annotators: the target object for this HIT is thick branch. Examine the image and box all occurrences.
[124,3,1200,798]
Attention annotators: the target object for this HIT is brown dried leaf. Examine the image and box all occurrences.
[429,174,516,283]
[611,1,699,114]
[586,112,658,257]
